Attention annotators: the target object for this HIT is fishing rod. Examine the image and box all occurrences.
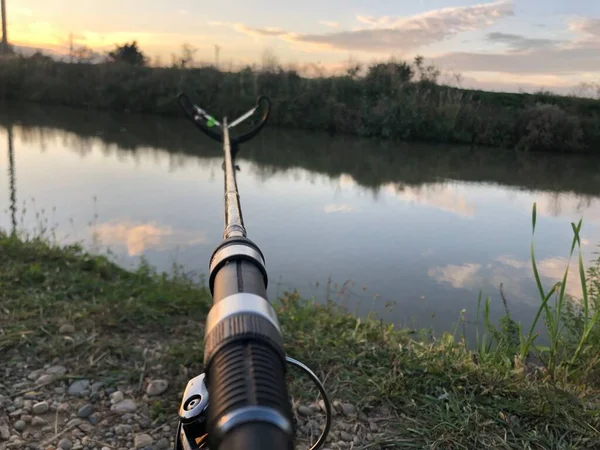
[175,93,332,450]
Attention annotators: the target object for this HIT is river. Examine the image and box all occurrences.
[2,104,600,334]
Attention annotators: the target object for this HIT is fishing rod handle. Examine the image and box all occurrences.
[203,238,294,450]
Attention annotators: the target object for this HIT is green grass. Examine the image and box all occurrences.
[1,230,599,448]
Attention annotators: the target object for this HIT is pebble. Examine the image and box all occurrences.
[77,404,94,418]
[33,401,49,414]
[337,441,349,449]
[297,405,312,417]
[27,369,44,381]
[358,411,368,421]
[366,433,374,441]
[37,374,57,385]
[309,403,321,414]
[13,398,24,409]
[88,413,100,425]
[54,387,66,395]
[57,438,73,450]
[20,415,32,424]
[154,437,170,450]
[14,420,26,432]
[68,380,90,396]
[137,415,150,428]
[369,421,378,432]
[9,409,23,418]
[340,403,357,417]
[32,416,47,426]
[110,399,137,413]
[146,379,168,397]
[134,433,153,449]
[47,366,67,376]
[5,406,16,413]
[115,424,132,436]
[90,382,104,394]
[353,436,361,445]
[78,423,93,432]
[102,448,111,450]
[67,419,83,428]
[0,425,10,440]
[110,391,124,405]
[59,324,75,334]
[340,431,353,442]
[23,391,40,400]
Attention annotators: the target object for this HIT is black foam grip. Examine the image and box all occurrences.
[207,340,293,450]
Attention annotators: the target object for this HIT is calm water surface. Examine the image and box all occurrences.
[2,105,600,332]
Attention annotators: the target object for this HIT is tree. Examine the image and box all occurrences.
[107,41,147,65]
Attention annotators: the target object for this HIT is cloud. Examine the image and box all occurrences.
[486,32,560,52]
[324,203,354,213]
[496,255,584,298]
[428,263,482,289]
[384,183,475,217]
[319,21,339,29]
[92,221,205,256]
[212,1,513,54]
[436,16,600,75]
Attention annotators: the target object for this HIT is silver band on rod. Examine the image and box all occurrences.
[209,244,265,278]
[215,406,292,440]
[205,293,280,336]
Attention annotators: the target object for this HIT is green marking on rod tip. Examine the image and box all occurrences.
[206,116,216,127]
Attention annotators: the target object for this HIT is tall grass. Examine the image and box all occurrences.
[476,203,600,385]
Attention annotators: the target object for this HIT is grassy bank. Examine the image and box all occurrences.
[2,55,600,152]
[1,226,600,448]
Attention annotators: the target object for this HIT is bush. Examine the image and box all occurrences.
[516,103,584,152]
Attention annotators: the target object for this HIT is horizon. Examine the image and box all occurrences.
[5,0,600,95]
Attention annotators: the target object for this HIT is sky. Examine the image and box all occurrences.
[7,0,600,93]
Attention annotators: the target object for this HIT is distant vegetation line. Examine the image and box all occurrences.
[1,43,600,152]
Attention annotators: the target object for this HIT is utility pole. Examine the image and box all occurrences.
[69,32,74,62]
[1,0,8,54]
[214,44,220,69]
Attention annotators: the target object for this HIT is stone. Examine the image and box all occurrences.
[67,419,83,428]
[77,404,94,418]
[337,441,349,449]
[90,382,104,394]
[57,438,73,450]
[309,403,321,414]
[47,366,67,376]
[340,431,353,442]
[23,400,33,411]
[68,380,90,396]
[102,448,111,450]
[20,415,32,424]
[340,403,356,417]
[137,415,150,428]
[110,399,137,413]
[353,436,361,445]
[36,374,57,385]
[23,392,41,400]
[358,411,368,422]
[14,420,26,432]
[78,423,93,432]
[6,406,16,413]
[297,406,312,417]
[13,398,24,409]
[9,410,23,418]
[27,369,44,381]
[32,416,47,426]
[109,391,124,405]
[114,424,132,436]
[366,433,374,442]
[54,387,66,395]
[154,437,170,450]
[369,421,378,432]
[33,401,49,414]
[134,433,153,449]
[59,324,75,334]
[0,425,10,440]
[145,380,168,397]
[161,425,170,433]
[88,413,100,425]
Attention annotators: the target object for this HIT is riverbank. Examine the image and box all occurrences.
[2,55,600,152]
[1,233,599,449]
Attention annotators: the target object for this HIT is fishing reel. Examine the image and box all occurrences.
[175,357,332,450]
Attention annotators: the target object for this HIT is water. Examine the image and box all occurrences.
[2,104,600,333]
